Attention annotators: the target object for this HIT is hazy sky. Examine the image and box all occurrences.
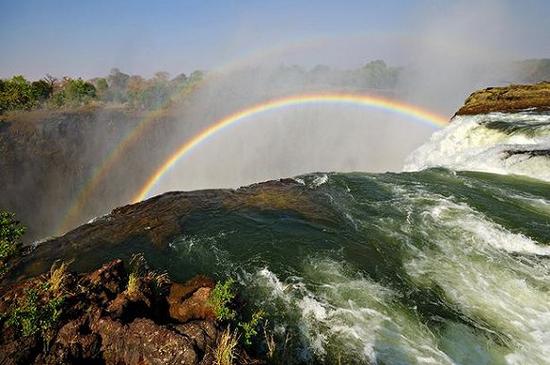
[1,0,549,79]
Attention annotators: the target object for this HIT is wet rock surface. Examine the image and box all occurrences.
[0,259,260,365]
[5,178,330,282]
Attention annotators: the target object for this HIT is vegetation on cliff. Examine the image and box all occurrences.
[0,211,26,278]
[0,60,402,115]
[0,257,270,364]
[0,68,204,114]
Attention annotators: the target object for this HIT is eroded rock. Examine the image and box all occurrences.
[93,317,199,365]
[456,81,550,115]
[167,275,216,323]
[0,259,259,365]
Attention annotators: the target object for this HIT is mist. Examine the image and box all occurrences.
[146,1,539,197]
[1,0,548,239]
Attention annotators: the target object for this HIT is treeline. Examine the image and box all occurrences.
[2,58,549,115]
[0,61,398,114]
[0,68,204,114]
[272,60,401,89]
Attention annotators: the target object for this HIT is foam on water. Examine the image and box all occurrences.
[131,155,549,364]
[403,196,550,364]
[404,112,550,181]
[249,261,455,364]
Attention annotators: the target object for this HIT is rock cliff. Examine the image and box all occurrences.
[456,81,550,115]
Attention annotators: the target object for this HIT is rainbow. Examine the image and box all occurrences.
[133,93,448,202]
[56,33,485,234]
[56,81,201,234]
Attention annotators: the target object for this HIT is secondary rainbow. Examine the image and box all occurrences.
[133,93,448,202]
[56,81,202,234]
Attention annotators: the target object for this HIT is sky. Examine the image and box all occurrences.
[0,0,549,79]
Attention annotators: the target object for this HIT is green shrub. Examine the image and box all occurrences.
[63,78,96,105]
[0,210,26,277]
[208,278,237,321]
[208,279,267,346]
[30,80,53,102]
[0,75,36,112]
[239,309,265,345]
[6,284,65,339]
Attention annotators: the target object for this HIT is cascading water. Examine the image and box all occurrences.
[15,110,550,364]
[404,111,550,181]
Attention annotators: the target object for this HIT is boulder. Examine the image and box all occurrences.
[92,317,199,365]
[167,276,216,323]
[0,334,40,365]
[107,276,153,321]
[173,320,219,354]
[82,258,126,295]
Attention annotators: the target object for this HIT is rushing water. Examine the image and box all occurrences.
[150,168,548,365]
[20,111,550,364]
[404,111,550,182]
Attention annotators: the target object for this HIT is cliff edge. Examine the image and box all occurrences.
[456,81,550,115]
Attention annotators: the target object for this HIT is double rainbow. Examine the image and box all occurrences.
[132,93,448,202]
[58,92,447,234]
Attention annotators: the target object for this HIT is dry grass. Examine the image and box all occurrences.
[214,327,239,365]
[126,272,140,296]
[263,323,276,360]
[128,252,170,292]
[146,271,170,289]
[48,261,69,293]
[129,253,146,275]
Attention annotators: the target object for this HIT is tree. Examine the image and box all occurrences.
[93,78,109,99]
[0,75,36,112]
[31,80,53,102]
[154,71,170,82]
[63,78,97,105]
[126,75,148,108]
[171,73,187,85]
[309,64,332,84]
[108,68,130,102]
[188,70,204,83]
[356,60,400,89]
[44,74,57,89]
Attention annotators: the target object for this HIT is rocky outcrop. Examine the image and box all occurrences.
[0,259,260,365]
[5,178,333,282]
[167,275,216,322]
[456,81,550,115]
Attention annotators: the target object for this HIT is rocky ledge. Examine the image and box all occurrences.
[0,259,261,365]
[456,81,550,115]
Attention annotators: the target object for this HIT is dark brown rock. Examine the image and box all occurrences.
[107,276,154,322]
[167,276,215,323]
[92,317,199,365]
[173,320,219,354]
[56,318,102,359]
[0,259,261,365]
[82,258,126,295]
[34,317,102,364]
[0,334,40,365]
